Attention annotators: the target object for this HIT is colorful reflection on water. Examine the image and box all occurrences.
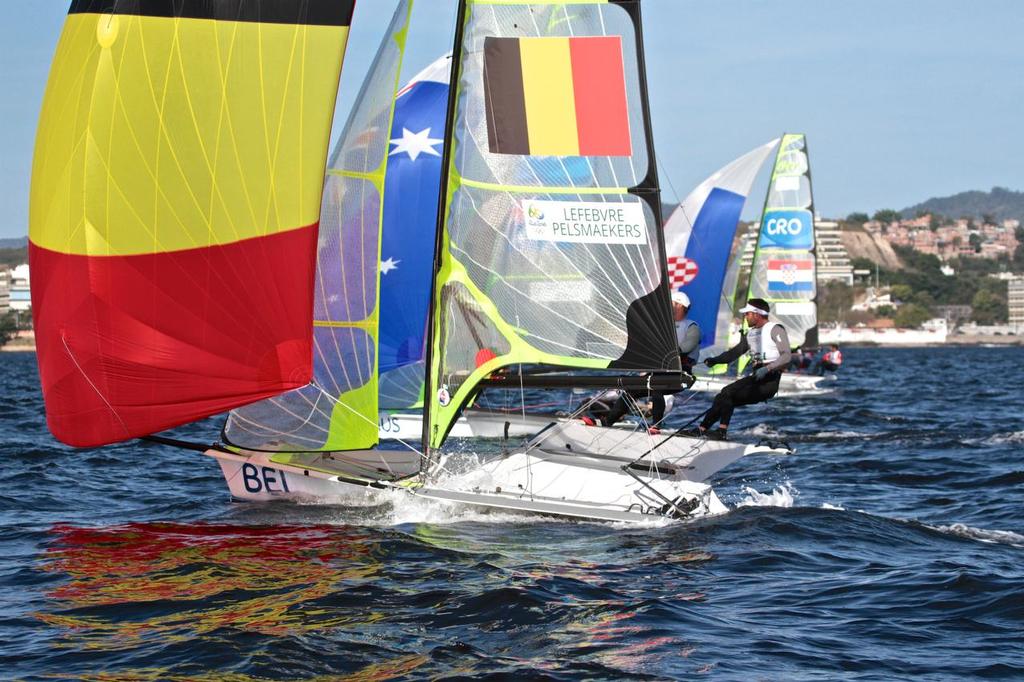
[37,522,428,679]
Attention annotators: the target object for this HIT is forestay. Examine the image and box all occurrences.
[425,0,679,449]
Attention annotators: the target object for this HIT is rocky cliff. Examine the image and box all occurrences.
[840,229,904,270]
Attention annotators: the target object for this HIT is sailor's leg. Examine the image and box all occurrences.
[602,393,631,427]
[650,391,667,424]
[701,377,752,429]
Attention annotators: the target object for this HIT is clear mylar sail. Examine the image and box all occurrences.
[30,1,355,447]
[223,1,413,453]
[424,0,679,449]
[746,133,818,348]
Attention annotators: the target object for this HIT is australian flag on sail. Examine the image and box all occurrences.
[379,56,449,376]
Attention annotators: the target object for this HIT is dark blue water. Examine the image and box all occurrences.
[2,347,1023,680]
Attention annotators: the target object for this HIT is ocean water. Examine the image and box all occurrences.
[2,347,1023,680]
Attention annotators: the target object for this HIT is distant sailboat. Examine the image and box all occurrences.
[688,134,834,397]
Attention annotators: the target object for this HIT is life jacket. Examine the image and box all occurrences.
[677,318,701,366]
[825,349,843,365]
[746,321,781,364]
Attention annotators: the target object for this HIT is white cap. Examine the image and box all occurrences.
[738,298,770,315]
[670,290,690,307]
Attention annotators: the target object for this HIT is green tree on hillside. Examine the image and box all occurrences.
[894,303,931,328]
[0,312,17,346]
[1013,227,1024,271]
[818,281,854,323]
[971,289,1007,324]
[872,209,900,224]
[846,212,869,224]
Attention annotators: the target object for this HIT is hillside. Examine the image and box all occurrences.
[0,237,27,250]
[839,227,904,270]
[900,186,1024,222]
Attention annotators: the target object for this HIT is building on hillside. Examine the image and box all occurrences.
[1009,278,1024,330]
[935,305,973,324]
[8,264,30,315]
[815,218,854,285]
[737,218,853,286]
[0,270,10,315]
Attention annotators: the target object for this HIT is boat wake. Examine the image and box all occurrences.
[736,482,797,508]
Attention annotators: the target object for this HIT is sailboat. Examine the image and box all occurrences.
[687,133,834,397]
[30,0,781,523]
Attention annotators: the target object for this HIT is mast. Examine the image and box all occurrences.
[421,0,469,462]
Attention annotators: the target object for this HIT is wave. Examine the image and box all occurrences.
[736,482,796,508]
[980,430,1024,445]
[925,522,1024,548]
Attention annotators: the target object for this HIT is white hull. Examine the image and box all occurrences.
[209,448,418,503]
[417,451,727,523]
[206,444,727,523]
[380,409,554,440]
[689,372,833,397]
[530,421,791,483]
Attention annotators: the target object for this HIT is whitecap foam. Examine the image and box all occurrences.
[820,502,845,510]
[981,430,1024,445]
[737,482,796,508]
[809,430,871,439]
[926,522,1024,548]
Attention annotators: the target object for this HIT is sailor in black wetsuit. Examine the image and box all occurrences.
[683,298,792,441]
[586,291,700,433]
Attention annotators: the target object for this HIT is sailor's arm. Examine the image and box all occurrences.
[763,326,793,372]
[704,336,748,366]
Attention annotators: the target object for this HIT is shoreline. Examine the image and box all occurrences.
[3,337,1023,353]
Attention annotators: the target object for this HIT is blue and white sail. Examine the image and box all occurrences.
[378,55,451,409]
[663,139,779,350]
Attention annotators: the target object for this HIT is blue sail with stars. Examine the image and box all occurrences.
[378,56,450,409]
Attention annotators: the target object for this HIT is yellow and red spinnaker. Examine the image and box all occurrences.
[29,1,355,446]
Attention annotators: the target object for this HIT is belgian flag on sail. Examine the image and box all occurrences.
[29,1,355,446]
[483,36,632,157]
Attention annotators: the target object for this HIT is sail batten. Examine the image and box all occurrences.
[663,139,779,355]
[424,0,676,450]
[223,1,415,454]
[746,133,818,348]
[30,1,354,447]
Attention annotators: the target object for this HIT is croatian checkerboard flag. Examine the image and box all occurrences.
[663,139,779,347]
[767,258,815,291]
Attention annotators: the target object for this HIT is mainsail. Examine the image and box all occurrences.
[378,55,451,411]
[745,133,818,348]
[30,1,355,447]
[424,0,679,449]
[223,1,414,453]
[663,139,779,351]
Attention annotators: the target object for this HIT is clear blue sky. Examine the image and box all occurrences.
[2,1,1021,239]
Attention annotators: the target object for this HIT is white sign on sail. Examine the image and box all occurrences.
[522,199,647,244]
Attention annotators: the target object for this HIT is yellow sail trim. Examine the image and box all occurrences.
[31,13,347,256]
